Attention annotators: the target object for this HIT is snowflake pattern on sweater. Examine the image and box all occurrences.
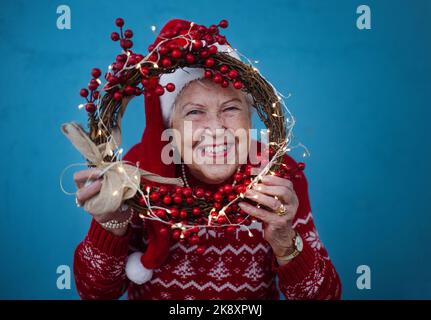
[73,156,342,300]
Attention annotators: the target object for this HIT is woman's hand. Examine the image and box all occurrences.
[73,168,129,236]
[238,175,299,263]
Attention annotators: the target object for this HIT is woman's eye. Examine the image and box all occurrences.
[186,110,204,116]
[223,106,240,112]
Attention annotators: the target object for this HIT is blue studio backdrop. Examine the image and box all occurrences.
[0,0,430,299]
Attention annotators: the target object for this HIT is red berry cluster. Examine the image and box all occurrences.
[78,18,244,112]
[138,158,306,249]
[79,68,102,113]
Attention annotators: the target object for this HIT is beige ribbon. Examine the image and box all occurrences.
[61,122,183,216]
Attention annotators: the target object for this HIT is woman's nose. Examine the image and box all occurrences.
[204,111,225,133]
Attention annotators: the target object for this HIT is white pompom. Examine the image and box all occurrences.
[125,252,153,285]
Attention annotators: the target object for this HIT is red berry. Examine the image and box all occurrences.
[113,91,123,101]
[172,229,181,240]
[124,29,133,38]
[148,44,156,52]
[111,32,120,41]
[91,68,101,78]
[173,195,182,204]
[218,19,229,28]
[180,209,188,219]
[214,202,222,210]
[208,45,218,55]
[195,188,205,198]
[85,103,96,113]
[192,207,201,216]
[155,209,166,219]
[170,207,179,218]
[88,79,99,91]
[228,194,236,202]
[236,185,246,194]
[124,85,135,96]
[234,172,243,182]
[217,215,227,224]
[223,184,233,194]
[159,186,168,194]
[120,39,132,49]
[205,58,215,67]
[204,70,213,79]
[163,195,172,205]
[182,187,192,197]
[221,80,229,88]
[192,40,203,50]
[298,162,306,170]
[155,85,165,96]
[188,235,200,245]
[233,80,243,89]
[161,57,172,68]
[185,53,195,64]
[214,192,223,202]
[208,24,217,33]
[228,69,238,79]
[115,18,124,27]
[186,197,194,205]
[80,88,88,97]
[213,73,223,84]
[216,35,226,45]
[200,49,209,58]
[149,192,160,202]
[92,91,100,99]
[166,83,175,92]
[219,65,229,74]
[171,49,182,59]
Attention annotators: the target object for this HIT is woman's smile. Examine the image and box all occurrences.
[198,142,234,159]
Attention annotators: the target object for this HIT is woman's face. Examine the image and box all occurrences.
[171,78,251,184]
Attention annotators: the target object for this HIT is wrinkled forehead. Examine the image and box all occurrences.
[175,79,246,107]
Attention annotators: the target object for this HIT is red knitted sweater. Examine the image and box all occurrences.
[73,155,342,300]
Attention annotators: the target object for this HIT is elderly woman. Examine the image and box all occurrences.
[72,19,341,300]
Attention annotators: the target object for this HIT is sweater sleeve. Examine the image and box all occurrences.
[272,157,342,300]
[73,219,133,300]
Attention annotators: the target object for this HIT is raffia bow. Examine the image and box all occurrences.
[61,122,183,216]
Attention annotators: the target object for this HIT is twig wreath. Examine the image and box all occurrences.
[64,18,307,247]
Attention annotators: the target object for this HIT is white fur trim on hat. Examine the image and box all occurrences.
[125,251,154,285]
[159,44,241,127]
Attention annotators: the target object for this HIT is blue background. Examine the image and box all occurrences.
[0,0,430,299]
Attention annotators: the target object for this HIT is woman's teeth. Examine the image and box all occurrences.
[204,144,228,153]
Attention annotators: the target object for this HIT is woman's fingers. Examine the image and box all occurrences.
[251,184,293,204]
[73,168,103,188]
[244,189,283,211]
[238,201,278,224]
[261,175,293,190]
[76,179,103,205]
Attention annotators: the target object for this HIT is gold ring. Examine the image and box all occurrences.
[275,203,287,216]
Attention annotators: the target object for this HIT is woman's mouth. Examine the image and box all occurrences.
[199,143,234,159]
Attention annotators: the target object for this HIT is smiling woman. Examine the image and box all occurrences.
[70,18,342,300]
[170,78,252,184]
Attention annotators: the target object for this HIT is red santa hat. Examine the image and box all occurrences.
[122,18,242,284]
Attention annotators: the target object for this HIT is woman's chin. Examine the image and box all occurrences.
[197,164,237,184]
